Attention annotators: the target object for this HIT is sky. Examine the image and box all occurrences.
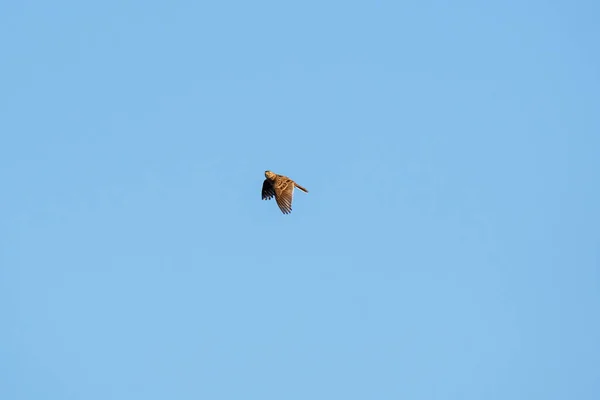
[1,1,599,399]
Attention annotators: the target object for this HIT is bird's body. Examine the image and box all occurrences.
[262,170,308,214]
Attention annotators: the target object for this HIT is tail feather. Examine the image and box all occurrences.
[294,183,308,193]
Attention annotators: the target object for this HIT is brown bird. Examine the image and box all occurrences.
[262,170,308,214]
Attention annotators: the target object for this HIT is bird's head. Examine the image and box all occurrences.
[265,170,276,180]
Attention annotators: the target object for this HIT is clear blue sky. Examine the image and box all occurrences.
[2,1,599,399]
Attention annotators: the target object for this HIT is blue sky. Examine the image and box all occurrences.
[1,1,599,399]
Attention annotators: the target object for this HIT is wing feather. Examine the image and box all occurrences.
[274,178,295,214]
[262,179,275,200]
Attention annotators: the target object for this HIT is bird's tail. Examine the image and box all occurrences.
[295,183,308,193]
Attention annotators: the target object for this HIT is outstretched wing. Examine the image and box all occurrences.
[262,179,275,200]
[274,178,295,214]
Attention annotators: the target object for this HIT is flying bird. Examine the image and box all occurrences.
[262,170,308,214]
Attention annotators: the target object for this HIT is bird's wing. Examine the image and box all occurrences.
[262,179,275,200]
[274,178,295,214]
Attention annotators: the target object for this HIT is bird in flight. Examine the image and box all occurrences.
[262,170,308,214]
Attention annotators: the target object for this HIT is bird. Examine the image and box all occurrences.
[262,170,308,214]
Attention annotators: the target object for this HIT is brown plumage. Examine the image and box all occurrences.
[261,170,308,214]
